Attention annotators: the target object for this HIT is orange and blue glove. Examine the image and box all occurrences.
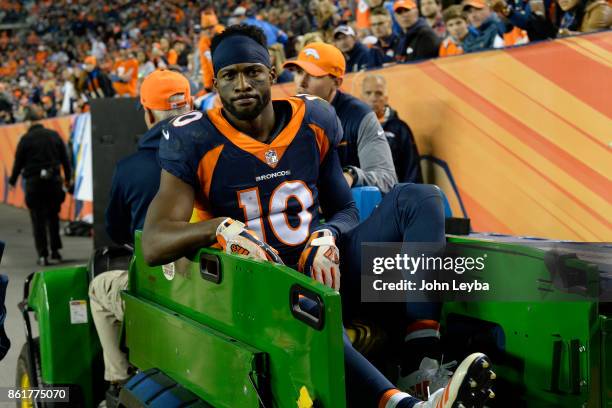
[298,229,341,290]
[216,218,283,264]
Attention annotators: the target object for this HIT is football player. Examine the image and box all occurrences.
[143,24,494,408]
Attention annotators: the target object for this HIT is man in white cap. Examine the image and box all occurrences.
[333,24,385,72]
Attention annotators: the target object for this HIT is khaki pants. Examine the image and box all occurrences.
[89,270,129,382]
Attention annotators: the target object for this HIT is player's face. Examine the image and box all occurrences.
[395,7,419,30]
[215,63,275,121]
[446,17,469,40]
[370,15,392,38]
[361,78,388,116]
[293,67,337,102]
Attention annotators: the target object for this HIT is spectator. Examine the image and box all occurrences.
[82,55,115,99]
[555,0,612,35]
[175,41,190,68]
[370,7,401,62]
[489,0,558,40]
[310,0,341,36]
[394,0,441,62]
[41,95,57,118]
[59,68,78,115]
[137,50,156,81]
[439,5,476,56]
[284,42,398,192]
[233,6,289,46]
[462,0,506,52]
[111,49,139,97]
[361,74,423,183]
[198,18,225,91]
[268,44,294,83]
[9,105,72,266]
[421,0,447,37]
[295,31,326,53]
[287,6,312,36]
[370,0,403,34]
[333,25,385,72]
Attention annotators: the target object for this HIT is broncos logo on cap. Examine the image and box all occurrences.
[303,48,320,60]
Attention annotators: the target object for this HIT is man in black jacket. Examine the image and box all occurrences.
[361,74,423,184]
[394,0,441,61]
[9,106,72,266]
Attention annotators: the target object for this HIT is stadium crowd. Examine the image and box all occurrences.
[0,0,610,124]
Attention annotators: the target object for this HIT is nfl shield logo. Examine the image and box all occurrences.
[265,149,278,166]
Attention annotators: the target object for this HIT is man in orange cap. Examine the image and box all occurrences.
[393,0,440,61]
[461,0,507,51]
[89,69,193,406]
[284,42,397,193]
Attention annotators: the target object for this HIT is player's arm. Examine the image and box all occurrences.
[298,148,359,290]
[142,170,226,266]
[105,167,132,246]
[348,111,398,193]
[317,148,359,238]
[8,138,26,187]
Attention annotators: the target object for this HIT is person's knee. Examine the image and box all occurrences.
[391,183,442,203]
[89,270,127,305]
[390,183,443,214]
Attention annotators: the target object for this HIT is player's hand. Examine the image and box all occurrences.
[298,229,341,290]
[216,218,284,264]
[343,171,354,187]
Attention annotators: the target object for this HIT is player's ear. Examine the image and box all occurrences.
[212,77,218,93]
[269,66,277,84]
[145,108,156,126]
[334,76,343,88]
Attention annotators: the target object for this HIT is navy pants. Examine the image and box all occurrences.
[304,184,445,407]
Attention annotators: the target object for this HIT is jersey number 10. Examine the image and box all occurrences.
[237,181,314,246]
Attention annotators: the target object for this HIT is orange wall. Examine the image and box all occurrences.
[0,115,93,221]
[274,32,612,241]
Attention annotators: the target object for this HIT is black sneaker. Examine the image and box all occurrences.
[37,257,49,266]
[51,251,63,262]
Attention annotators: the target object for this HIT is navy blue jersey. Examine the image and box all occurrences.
[159,96,354,265]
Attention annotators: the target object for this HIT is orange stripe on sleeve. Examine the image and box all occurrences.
[308,124,330,163]
[197,144,224,199]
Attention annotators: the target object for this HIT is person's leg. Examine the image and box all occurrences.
[89,270,130,383]
[25,186,49,261]
[0,274,10,361]
[48,188,64,257]
[339,183,444,319]
[344,333,420,408]
[338,183,446,396]
[298,297,420,407]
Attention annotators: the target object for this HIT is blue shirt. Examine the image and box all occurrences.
[105,119,169,245]
[244,17,288,46]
